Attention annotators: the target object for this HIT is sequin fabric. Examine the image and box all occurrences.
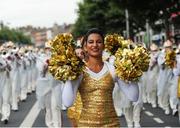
[78,71,120,127]
[67,91,82,123]
[178,77,180,98]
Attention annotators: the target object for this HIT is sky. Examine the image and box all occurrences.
[0,0,81,28]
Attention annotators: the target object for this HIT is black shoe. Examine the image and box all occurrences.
[13,110,18,112]
[22,99,26,102]
[173,110,178,116]
[27,92,31,95]
[32,90,35,93]
[4,119,8,124]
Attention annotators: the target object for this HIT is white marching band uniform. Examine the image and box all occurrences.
[0,42,64,125]
[0,53,11,122]
[31,51,38,92]
[26,51,33,94]
[173,52,180,122]
[36,45,62,127]
[8,49,21,111]
[146,44,160,108]
[157,41,178,115]
[140,72,148,103]
[19,52,29,101]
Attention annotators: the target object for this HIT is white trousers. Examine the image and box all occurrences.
[11,80,19,110]
[27,69,33,93]
[147,90,157,107]
[51,86,62,127]
[0,78,11,121]
[123,103,142,126]
[158,87,169,110]
[178,100,180,121]
[158,85,178,111]
[20,72,28,101]
[45,91,52,127]
[32,67,38,91]
[113,83,123,116]
[45,86,62,127]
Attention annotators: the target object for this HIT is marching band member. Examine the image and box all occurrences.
[146,43,160,108]
[157,40,174,115]
[0,47,12,124]
[36,41,62,127]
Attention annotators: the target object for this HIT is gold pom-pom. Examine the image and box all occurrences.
[165,50,176,68]
[104,34,124,55]
[115,45,150,82]
[48,33,84,81]
[133,46,150,72]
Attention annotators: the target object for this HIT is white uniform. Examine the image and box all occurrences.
[31,52,38,92]
[36,53,62,127]
[141,72,148,103]
[157,50,174,114]
[50,80,62,127]
[123,76,143,128]
[19,55,28,101]
[26,52,33,94]
[173,54,180,121]
[146,52,159,108]
[7,51,21,111]
[0,54,11,122]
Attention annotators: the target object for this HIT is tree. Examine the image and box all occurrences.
[113,0,180,37]
[73,0,110,38]
[0,26,31,44]
[72,0,179,39]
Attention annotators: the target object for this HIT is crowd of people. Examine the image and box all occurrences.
[112,40,180,128]
[0,41,38,124]
[0,41,63,126]
[0,28,180,128]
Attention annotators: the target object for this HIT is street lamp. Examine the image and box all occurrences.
[125,9,130,39]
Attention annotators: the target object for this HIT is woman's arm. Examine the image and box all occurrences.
[116,78,139,102]
[62,75,82,107]
[105,61,139,102]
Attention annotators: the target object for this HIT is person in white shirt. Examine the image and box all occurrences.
[0,47,12,124]
[146,43,160,108]
[36,42,62,127]
[157,40,174,115]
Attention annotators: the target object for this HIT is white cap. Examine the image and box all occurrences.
[0,46,4,51]
[150,43,158,51]
[45,40,52,48]
[163,40,172,47]
[19,47,25,54]
[6,41,14,48]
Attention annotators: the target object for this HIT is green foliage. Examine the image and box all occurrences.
[72,0,179,38]
[0,26,31,44]
[72,0,110,38]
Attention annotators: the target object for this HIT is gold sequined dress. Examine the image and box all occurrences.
[77,68,120,127]
[67,91,82,124]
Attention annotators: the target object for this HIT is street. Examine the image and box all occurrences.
[0,92,179,127]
